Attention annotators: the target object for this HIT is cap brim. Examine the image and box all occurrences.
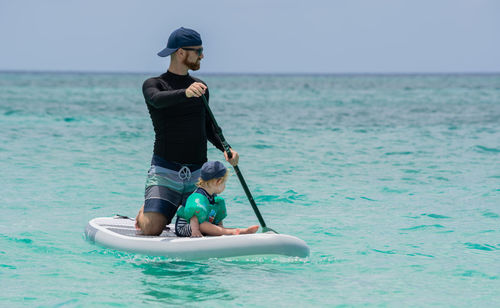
[157,47,177,57]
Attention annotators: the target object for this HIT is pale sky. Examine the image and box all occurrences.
[1,0,499,74]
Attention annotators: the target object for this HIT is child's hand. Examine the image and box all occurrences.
[189,216,202,237]
[191,229,203,237]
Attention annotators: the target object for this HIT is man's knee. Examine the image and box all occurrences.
[138,212,167,236]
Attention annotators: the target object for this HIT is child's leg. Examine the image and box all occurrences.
[240,225,259,234]
[216,222,259,234]
[175,216,192,237]
[199,222,240,236]
[215,226,259,234]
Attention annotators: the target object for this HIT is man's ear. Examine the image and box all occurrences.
[175,48,184,58]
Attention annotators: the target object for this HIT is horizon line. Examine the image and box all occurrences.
[1,69,500,76]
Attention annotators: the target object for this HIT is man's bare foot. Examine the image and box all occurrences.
[240,225,259,234]
[135,205,144,230]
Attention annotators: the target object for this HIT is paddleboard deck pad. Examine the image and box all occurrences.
[85,216,310,260]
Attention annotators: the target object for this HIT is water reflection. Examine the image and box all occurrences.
[133,260,235,304]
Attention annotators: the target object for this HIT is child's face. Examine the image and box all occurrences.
[213,178,226,194]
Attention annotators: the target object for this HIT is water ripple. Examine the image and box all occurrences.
[254,190,306,204]
[373,249,397,254]
[464,243,498,251]
[474,145,500,154]
[423,213,450,219]
[456,270,499,280]
[407,253,435,258]
[400,224,445,231]
[0,234,33,245]
[482,211,499,218]
[385,151,413,155]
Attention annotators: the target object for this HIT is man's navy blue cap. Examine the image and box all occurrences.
[201,161,227,181]
[157,27,202,57]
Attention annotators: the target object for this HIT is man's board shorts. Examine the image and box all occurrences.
[144,155,202,223]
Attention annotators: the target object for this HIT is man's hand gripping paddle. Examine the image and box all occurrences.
[201,95,277,234]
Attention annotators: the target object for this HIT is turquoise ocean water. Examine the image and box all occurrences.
[0,72,499,307]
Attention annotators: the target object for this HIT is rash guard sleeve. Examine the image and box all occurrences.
[142,78,190,109]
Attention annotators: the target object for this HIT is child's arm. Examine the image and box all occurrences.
[190,216,203,237]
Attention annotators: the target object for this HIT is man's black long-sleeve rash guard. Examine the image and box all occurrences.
[142,71,224,165]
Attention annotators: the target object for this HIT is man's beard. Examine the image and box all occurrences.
[183,57,200,71]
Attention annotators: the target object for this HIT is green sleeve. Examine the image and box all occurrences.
[179,193,210,224]
[213,196,227,224]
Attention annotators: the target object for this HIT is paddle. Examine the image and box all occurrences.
[201,94,277,234]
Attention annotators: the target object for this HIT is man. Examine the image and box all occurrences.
[135,27,239,235]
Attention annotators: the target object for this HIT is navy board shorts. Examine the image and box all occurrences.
[143,155,202,224]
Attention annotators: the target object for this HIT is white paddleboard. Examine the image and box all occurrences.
[85,216,310,260]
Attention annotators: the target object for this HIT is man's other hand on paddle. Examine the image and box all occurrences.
[185,82,207,98]
[225,149,239,166]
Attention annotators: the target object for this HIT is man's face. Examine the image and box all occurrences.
[182,46,203,71]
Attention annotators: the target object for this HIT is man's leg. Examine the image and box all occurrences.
[136,185,181,236]
[135,206,168,236]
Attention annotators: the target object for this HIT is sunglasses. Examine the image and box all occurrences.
[182,47,204,56]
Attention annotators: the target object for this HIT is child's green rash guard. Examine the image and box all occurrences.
[177,191,227,225]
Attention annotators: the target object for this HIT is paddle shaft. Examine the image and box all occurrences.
[201,95,269,230]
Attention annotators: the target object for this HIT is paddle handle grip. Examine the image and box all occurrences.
[223,142,233,159]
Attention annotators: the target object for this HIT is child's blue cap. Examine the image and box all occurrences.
[201,161,227,181]
[157,27,202,57]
